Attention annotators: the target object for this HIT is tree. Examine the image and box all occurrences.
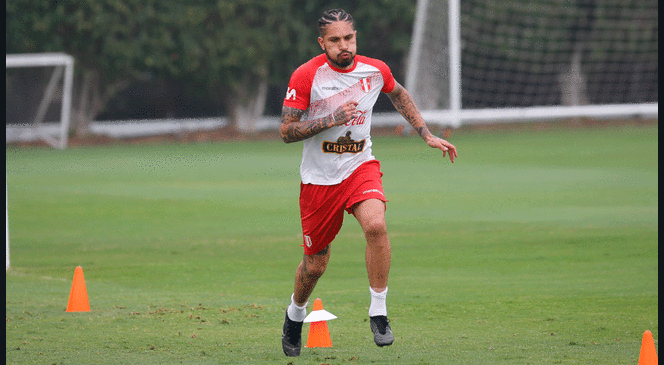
[167,0,317,131]
[6,0,416,134]
[7,0,186,134]
[6,0,310,133]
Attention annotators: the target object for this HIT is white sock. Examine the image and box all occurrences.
[287,294,307,322]
[368,287,388,317]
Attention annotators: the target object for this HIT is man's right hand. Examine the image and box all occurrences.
[332,101,359,125]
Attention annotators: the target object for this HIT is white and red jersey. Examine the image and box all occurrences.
[283,54,396,185]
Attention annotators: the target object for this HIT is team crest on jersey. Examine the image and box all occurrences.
[322,131,366,154]
[360,77,372,93]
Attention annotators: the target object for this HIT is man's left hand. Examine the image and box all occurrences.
[426,136,457,163]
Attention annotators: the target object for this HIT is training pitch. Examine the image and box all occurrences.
[6,123,658,364]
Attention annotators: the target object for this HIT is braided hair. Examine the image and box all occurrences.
[318,8,354,36]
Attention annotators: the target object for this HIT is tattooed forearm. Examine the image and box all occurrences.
[280,106,335,143]
[388,83,433,140]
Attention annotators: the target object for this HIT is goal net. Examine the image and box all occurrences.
[406,0,658,127]
[6,53,75,149]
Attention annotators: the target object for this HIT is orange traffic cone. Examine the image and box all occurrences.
[66,266,90,312]
[304,298,336,348]
[638,330,658,365]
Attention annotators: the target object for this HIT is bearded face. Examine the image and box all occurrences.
[318,21,357,70]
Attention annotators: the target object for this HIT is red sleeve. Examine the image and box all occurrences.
[283,55,326,111]
[378,62,396,94]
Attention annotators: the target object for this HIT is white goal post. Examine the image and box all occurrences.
[406,0,658,128]
[6,183,9,270]
[6,53,75,149]
[6,53,74,269]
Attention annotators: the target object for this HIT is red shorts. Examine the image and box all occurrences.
[299,159,388,255]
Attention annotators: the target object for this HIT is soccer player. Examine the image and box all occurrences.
[280,8,457,357]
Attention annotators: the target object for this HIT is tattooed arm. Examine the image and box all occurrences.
[388,82,458,162]
[279,101,360,143]
[279,106,333,143]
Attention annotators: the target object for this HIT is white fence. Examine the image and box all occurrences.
[6,113,413,143]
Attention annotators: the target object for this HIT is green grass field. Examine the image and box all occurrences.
[6,124,658,364]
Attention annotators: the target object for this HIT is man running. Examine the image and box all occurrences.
[280,8,457,357]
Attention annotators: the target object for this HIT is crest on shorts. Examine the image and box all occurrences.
[360,77,372,93]
[322,131,366,154]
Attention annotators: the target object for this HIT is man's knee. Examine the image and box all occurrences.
[363,218,387,239]
[353,200,388,237]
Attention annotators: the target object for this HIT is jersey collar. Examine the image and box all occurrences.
[325,55,358,73]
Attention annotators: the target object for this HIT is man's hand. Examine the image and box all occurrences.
[425,135,457,163]
[332,101,359,125]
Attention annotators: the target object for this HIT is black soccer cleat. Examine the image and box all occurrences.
[282,312,304,357]
[369,315,394,347]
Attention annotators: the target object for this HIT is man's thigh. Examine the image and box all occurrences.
[351,198,387,233]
